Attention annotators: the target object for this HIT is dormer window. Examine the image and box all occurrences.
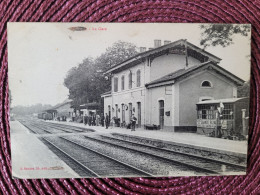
[201,80,212,88]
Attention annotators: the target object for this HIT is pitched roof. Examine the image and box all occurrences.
[145,61,245,88]
[104,39,222,74]
[101,91,111,97]
[51,99,73,110]
[79,102,100,109]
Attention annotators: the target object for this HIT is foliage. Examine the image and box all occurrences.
[200,24,251,48]
[237,80,250,98]
[64,41,138,108]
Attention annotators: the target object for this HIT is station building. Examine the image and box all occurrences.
[44,99,74,121]
[102,39,245,132]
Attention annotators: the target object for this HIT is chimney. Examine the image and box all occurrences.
[164,40,171,45]
[140,47,146,52]
[154,39,161,48]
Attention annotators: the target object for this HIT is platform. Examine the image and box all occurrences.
[10,121,79,179]
[47,120,248,156]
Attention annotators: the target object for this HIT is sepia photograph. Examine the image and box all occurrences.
[8,23,251,179]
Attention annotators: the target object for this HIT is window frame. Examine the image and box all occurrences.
[128,72,132,89]
[136,69,141,87]
[114,77,118,92]
[201,80,213,88]
[121,75,125,90]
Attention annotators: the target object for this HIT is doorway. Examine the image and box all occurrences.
[159,100,164,129]
[137,102,141,127]
[121,104,125,123]
[129,103,132,122]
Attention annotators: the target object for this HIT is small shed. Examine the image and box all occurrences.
[196,97,249,137]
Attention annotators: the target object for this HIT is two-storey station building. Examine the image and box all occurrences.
[102,39,245,132]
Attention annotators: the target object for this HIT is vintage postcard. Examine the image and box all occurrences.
[8,23,251,179]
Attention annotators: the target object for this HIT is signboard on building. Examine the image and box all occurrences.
[197,119,217,128]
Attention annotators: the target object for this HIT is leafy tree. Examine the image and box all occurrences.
[237,80,250,97]
[200,24,251,48]
[64,41,138,108]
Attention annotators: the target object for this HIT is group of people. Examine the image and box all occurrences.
[83,113,103,126]
[83,112,137,131]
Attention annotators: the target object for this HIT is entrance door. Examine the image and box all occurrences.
[137,102,141,127]
[159,100,164,129]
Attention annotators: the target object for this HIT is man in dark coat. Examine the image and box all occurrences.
[131,114,137,131]
[105,113,110,129]
[101,113,105,127]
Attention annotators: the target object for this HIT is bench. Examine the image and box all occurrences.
[145,124,160,130]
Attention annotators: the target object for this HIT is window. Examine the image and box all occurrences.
[136,70,141,87]
[222,103,234,119]
[128,72,132,89]
[197,105,217,119]
[201,80,212,88]
[114,77,118,92]
[121,76,125,90]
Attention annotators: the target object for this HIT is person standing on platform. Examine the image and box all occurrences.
[101,113,105,127]
[88,115,92,126]
[105,113,110,129]
[96,113,100,126]
[131,114,137,131]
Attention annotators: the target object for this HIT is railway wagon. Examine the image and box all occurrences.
[38,113,43,119]
[38,112,53,120]
[196,97,249,138]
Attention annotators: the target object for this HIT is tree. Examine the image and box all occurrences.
[64,41,138,108]
[237,80,250,98]
[200,24,251,48]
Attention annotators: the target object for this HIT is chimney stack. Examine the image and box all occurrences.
[140,47,146,52]
[164,40,171,45]
[154,39,161,48]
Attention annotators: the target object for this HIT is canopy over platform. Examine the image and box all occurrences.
[197,97,249,105]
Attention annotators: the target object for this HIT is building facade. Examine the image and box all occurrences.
[102,39,244,132]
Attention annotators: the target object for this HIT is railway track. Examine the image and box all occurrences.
[62,135,220,176]
[19,120,94,134]
[41,137,153,177]
[18,118,245,176]
[75,134,245,174]
[39,121,94,133]
[98,135,246,173]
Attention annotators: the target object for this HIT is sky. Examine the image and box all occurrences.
[8,23,251,107]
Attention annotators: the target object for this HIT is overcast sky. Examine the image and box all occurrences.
[8,23,251,107]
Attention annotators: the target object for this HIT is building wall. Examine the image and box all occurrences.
[150,54,201,81]
[178,70,237,128]
[148,86,173,129]
[56,103,74,117]
[110,61,147,125]
[103,95,112,116]
[112,89,145,125]
[105,52,239,131]
[112,62,146,92]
